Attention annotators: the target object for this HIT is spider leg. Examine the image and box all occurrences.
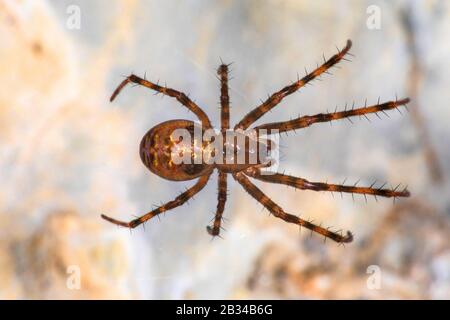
[101,173,211,228]
[245,167,410,199]
[232,172,353,243]
[235,40,352,130]
[207,171,227,236]
[254,98,410,133]
[218,64,230,130]
[110,74,212,128]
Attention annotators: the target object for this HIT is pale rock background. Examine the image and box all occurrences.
[0,0,449,299]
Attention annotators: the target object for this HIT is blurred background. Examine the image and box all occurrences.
[1,0,449,299]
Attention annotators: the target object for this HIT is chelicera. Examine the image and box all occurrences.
[101,40,410,243]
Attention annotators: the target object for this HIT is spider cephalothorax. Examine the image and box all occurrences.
[102,40,410,243]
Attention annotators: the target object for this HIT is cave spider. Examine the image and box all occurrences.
[101,40,410,243]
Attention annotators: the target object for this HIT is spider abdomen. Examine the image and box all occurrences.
[139,120,212,181]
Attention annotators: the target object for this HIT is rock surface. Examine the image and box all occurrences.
[0,0,449,299]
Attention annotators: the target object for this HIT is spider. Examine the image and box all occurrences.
[101,39,410,243]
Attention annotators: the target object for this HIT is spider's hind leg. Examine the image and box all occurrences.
[233,172,353,243]
[110,74,212,128]
[101,173,211,229]
[207,171,228,237]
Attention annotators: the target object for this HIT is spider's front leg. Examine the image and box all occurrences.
[254,98,410,133]
[110,74,212,128]
[218,63,230,130]
[245,167,410,200]
[232,172,353,243]
[101,173,211,229]
[235,40,352,130]
[207,171,227,237]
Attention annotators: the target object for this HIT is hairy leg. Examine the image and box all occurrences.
[207,171,227,236]
[245,167,410,199]
[235,40,352,130]
[101,173,211,228]
[110,74,212,128]
[218,64,230,130]
[254,98,410,133]
[233,172,353,243]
